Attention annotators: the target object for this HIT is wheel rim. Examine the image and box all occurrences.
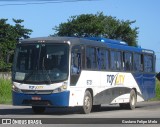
[84,96,91,110]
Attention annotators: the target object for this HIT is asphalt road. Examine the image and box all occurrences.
[0,101,160,127]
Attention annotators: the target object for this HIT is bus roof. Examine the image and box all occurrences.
[20,36,155,55]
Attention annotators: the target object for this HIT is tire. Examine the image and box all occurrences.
[119,89,137,110]
[127,89,137,110]
[80,91,92,114]
[32,106,46,114]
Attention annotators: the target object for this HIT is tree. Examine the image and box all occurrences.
[0,18,32,71]
[53,12,139,46]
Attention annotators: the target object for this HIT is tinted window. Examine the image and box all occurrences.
[144,55,153,72]
[71,46,81,75]
[133,53,141,72]
[86,47,97,69]
[98,49,109,70]
[124,52,132,71]
[110,51,122,70]
[70,45,82,86]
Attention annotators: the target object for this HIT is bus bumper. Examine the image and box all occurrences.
[12,91,70,107]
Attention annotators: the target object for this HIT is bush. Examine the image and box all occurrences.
[156,79,160,99]
[0,78,12,104]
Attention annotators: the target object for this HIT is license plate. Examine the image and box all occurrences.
[32,96,41,100]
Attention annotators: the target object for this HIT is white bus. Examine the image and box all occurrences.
[12,37,156,114]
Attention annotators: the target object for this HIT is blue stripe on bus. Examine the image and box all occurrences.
[12,91,70,107]
[132,73,156,100]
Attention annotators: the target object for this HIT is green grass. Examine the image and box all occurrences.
[0,78,12,104]
[155,79,160,100]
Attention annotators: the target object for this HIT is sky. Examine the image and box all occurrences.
[0,0,160,72]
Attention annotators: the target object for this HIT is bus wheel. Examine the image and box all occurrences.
[81,91,92,114]
[32,106,46,114]
[127,89,137,110]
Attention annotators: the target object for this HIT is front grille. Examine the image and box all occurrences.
[21,90,53,94]
[22,100,52,106]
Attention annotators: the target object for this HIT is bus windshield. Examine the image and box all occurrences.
[12,43,69,84]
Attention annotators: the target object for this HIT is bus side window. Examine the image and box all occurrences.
[70,45,82,86]
[110,50,122,71]
[86,47,97,69]
[116,51,122,70]
[71,46,81,75]
[124,52,132,71]
[98,49,109,70]
[110,51,116,70]
[133,53,141,72]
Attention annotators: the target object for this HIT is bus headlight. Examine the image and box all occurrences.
[12,85,22,93]
[52,84,67,93]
